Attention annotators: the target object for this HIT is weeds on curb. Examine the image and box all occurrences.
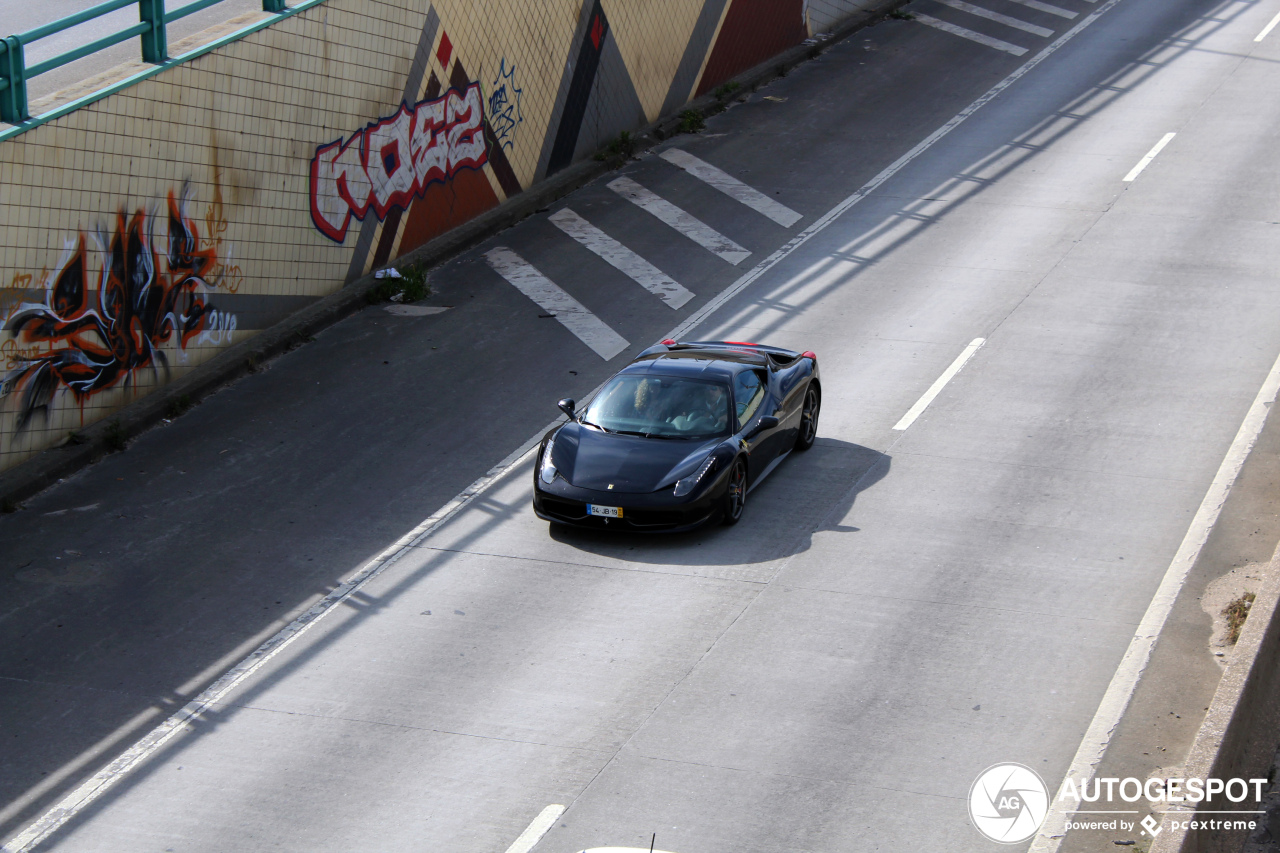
[1224,591,1257,644]
[166,394,192,419]
[1,498,20,514]
[594,130,637,164]
[678,109,705,134]
[367,267,430,304]
[714,81,741,102]
[104,420,127,452]
[888,8,915,19]
[366,277,402,304]
[399,265,430,302]
[66,430,86,446]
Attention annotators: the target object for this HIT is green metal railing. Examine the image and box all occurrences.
[1,0,290,123]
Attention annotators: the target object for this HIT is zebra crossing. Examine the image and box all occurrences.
[547,209,694,310]
[910,0,1088,56]
[484,147,801,361]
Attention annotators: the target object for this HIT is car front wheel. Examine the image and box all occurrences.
[795,385,819,451]
[721,458,747,525]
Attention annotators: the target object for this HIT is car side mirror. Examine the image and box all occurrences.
[558,398,576,418]
[748,415,779,438]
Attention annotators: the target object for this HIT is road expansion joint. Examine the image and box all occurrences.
[412,545,775,584]
[200,700,616,754]
[891,448,1198,485]
[778,582,1136,624]
[625,750,969,802]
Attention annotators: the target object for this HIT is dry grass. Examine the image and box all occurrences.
[1224,591,1257,645]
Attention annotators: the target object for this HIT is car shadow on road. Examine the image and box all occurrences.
[546,438,889,569]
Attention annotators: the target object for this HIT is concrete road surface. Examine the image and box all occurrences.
[5,0,1280,850]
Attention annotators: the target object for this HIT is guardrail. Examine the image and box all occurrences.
[1,0,289,124]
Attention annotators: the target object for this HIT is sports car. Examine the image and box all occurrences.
[532,339,821,532]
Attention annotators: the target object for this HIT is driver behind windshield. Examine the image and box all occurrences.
[584,376,731,438]
[669,383,728,434]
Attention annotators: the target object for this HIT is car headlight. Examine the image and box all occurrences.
[540,443,559,484]
[673,455,718,497]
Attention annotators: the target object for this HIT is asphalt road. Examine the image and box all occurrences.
[2,0,264,108]
[4,0,1280,849]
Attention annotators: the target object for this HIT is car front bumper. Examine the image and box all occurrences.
[532,469,728,532]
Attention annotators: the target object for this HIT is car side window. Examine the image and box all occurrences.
[733,370,766,430]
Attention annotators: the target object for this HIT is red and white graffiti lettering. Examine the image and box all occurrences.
[309,83,489,242]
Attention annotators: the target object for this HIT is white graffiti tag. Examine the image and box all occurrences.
[309,83,488,242]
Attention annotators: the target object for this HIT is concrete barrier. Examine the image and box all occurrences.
[1152,543,1280,853]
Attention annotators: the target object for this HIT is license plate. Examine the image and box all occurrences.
[587,504,623,518]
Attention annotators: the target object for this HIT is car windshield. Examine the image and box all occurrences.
[582,375,732,439]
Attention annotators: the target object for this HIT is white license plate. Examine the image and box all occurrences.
[587,504,623,518]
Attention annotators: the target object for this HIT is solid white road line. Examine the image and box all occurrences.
[503,804,566,853]
[914,13,1030,54]
[1030,348,1280,853]
[891,338,986,430]
[659,148,803,227]
[1122,132,1176,181]
[549,209,694,309]
[1256,8,1280,40]
[1007,0,1078,18]
[3,2,1131,848]
[485,247,629,360]
[936,0,1055,36]
[607,176,751,265]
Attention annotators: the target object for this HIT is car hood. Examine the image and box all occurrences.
[552,423,721,493]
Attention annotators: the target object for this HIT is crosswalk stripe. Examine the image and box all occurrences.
[607,176,751,265]
[548,209,694,309]
[1007,0,1077,19]
[659,148,802,227]
[935,0,1055,36]
[484,247,629,360]
[914,13,1030,54]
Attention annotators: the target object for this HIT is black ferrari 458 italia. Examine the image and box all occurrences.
[533,339,820,531]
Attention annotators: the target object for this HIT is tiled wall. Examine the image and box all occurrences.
[0,0,868,473]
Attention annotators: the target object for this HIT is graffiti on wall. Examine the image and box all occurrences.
[309,82,490,243]
[1,188,231,433]
[488,58,523,152]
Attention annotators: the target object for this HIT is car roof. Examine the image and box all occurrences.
[619,348,767,380]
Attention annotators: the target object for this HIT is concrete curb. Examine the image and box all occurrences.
[0,0,903,510]
[1151,542,1280,853]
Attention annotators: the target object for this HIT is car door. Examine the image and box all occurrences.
[769,358,808,448]
[732,368,783,486]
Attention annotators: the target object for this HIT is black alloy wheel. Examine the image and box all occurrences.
[795,385,820,451]
[722,458,747,525]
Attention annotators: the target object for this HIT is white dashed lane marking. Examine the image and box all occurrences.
[503,805,566,853]
[607,176,751,265]
[659,148,803,227]
[549,209,694,309]
[893,338,987,431]
[1257,8,1280,40]
[1123,132,1176,182]
[484,247,629,360]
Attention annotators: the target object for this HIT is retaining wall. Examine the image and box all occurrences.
[0,0,874,474]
